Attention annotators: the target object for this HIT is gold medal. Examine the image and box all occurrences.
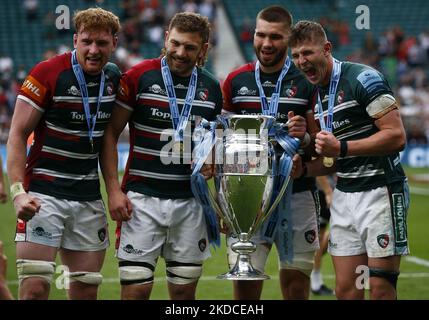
[173,141,183,155]
[323,157,334,167]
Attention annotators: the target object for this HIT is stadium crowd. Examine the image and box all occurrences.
[1,5,428,145]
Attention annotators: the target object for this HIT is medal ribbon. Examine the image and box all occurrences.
[161,56,198,142]
[316,58,342,132]
[254,56,291,117]
[71,50,105,150]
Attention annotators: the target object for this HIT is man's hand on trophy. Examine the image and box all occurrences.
[286,111,307,140]
[291,154,305,179]
[219,217,230,234]
[200,163,215,180]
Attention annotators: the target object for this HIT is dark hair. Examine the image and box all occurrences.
[168,12,211,44]
[256,5,293,29]
[288,20,327,48]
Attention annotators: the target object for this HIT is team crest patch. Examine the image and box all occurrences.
[198,88,209,101]
[17,220,26,233]
[305,230,316,244]
[285,86,297,98]
[377,234,390,248]
[198,239,207,252]
[98,228,106,242]
[106,82,114,95]
[337,90,344,104]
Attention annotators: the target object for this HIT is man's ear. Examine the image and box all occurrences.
[164,30,169,48]
[73,33,78,49]
[323,41,332,57]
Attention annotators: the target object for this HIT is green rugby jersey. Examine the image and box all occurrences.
[223,62,316,193]
[117,58,222,199]
[18,52,121,201]
[315,61,406,192]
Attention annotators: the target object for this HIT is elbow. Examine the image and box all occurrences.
[398,139,406,152]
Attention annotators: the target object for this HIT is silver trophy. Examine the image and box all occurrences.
[202,115,295,280]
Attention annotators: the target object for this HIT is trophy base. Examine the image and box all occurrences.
[217,253,270,281]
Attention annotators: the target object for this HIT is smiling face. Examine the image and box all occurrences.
[290,38,333,86]
[164,27,208,77]
[73,27,117,75]
[253,19,289,73]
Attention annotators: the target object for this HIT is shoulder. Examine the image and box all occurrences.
[29,52,70,80]
[342,61,384,84]
[123,58,161,82]
[199,67,220,87]
[225,62,255,81]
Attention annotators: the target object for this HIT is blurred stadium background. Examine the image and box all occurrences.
[0,0,428,300]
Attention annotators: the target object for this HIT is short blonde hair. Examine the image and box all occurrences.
[73,7,121,35]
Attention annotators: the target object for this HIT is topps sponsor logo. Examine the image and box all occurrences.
[332,119,351,129]
[71,111,111,120]
[240,110,287,119]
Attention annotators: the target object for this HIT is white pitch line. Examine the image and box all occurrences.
[410,186,429,196]
[405,256,429,268]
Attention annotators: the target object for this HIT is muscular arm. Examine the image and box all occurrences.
[347,107,406,156]
[7,99,43,220]
[7,99,43,185]
[100,105,132,221]
[315,107,406,157]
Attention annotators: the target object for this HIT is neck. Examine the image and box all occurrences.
[259,55,287,74]
[320,56,333,86]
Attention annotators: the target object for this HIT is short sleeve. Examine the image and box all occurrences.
[17,61,52,112]
[115,71,137,112]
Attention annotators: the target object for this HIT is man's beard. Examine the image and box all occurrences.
[255,47,287,68]
[165,52,194,76]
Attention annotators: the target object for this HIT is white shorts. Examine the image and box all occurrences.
[328,180,410,258]
[116,191,211,265]
[227,190,319,271]
[15,192,109,251]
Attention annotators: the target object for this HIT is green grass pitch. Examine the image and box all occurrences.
[1,166,428,300]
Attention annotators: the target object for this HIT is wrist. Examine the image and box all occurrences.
[340,140,348,158]
[10,182,26,201]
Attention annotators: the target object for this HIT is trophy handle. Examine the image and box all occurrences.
[262,154,293,223]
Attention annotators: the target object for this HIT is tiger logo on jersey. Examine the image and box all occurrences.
[377,234,390,248]
[117,79,130,101]
[337,90,345,104]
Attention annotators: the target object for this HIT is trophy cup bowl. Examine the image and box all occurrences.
[205,114,291,280]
